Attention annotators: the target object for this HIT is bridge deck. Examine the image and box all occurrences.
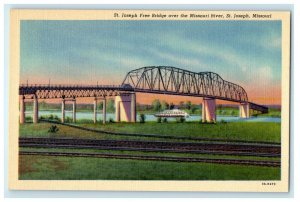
[18,66,268,114]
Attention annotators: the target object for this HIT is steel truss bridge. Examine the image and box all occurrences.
[19,66,268,113]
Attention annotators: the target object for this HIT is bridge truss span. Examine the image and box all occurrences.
[19,85,132,99]
[122,66,248,103]
[19,66,268,124]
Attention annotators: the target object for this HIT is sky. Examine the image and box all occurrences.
[20,20,282,105]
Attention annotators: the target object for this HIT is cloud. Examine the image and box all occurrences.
[20,20,282,104]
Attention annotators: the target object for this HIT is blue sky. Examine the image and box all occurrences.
[20,20,282,103]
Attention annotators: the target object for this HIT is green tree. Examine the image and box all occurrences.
[161,100,169,111]
[136,103,142,111]
[107,98,115,112]
[186,101,192,110]
[139,114,146,123]
[169,102,175,110]
[152,99,161,111]
[191,104,198,113]
[97,101,103,110]
[39,101,47,110]
[218,104,223,110]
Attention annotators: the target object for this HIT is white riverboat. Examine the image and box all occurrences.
[154,109,190,118]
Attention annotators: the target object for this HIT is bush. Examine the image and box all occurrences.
[191,107,197,113]
[76,119,94,124]
[157,117,162,123]
[53,115,60,121]
[48,125,59,133]
[139,114,146,123]
[220,119,227,124]
[162,118,168,123]
[109,118,115,123]
[176,117,186,123]
[65,117,72,123]
[25,116,32,122]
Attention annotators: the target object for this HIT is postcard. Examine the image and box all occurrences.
[9,9,290,192]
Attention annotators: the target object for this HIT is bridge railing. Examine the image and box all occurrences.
[19,84,123,88]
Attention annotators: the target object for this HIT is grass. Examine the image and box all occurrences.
[20,121,281,143]
[19,121,281,180]
[19,122,191,142]
[19,154,280,180]
[80,122,281,143]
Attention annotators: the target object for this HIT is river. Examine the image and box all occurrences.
[25,110,281,123]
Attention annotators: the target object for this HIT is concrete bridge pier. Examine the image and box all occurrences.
[33,95,39,124]
[93,98,97,123]
[131,93,136,123]
[93,97,106,124]
[72,99,76,123]
[115,93,136,122]
[61,98,65,123]
[115,97,121,122]
[202,97,216,123]
[103,97,106,124]
[239,102,250,118]
[20,96,25,124]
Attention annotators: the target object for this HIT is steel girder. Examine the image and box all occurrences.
[122,66,248,103]
[19,85,132,99]
[249,102,269,113]
[19,66,268,113]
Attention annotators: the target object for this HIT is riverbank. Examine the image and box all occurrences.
[24,110,281,124]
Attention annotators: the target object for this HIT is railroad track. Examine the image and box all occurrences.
[19,137,281,157]
[19,151,281,167]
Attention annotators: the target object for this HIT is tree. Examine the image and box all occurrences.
[179,101,185,109]
[39,101,47,110]
[169,102,175,110]
[191,104,198,113]
[139,114,146,123]
[161,100,169,111]
[107,98,115,112]
[186,101,192,110]
[136,103,142,111]
[97,101,103,110]
[152,99,161,111]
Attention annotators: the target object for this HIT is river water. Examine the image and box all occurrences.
[25,110,281,123]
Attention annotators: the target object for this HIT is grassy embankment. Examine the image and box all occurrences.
[19,121,281,180]
[20,121,281,143]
